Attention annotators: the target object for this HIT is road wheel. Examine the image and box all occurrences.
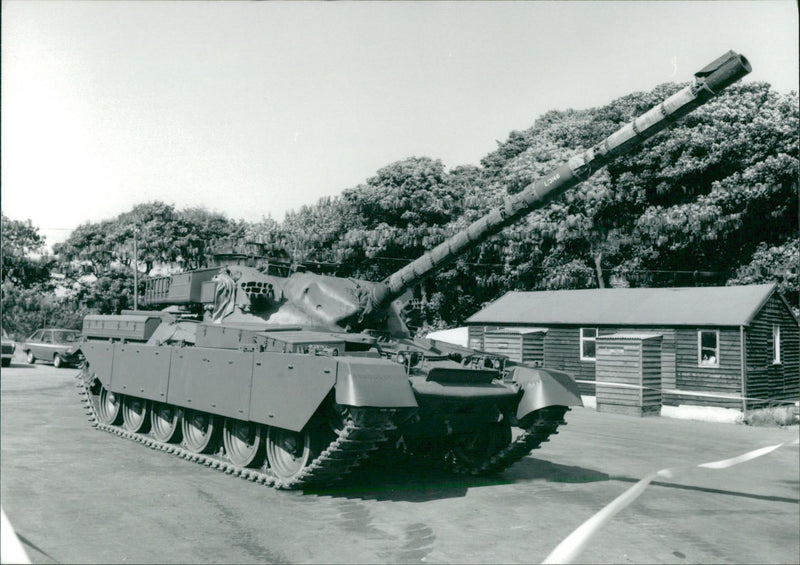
[264,414,337,482]
[122,396,150,433]
[265,426,313,481]
[151,402,182,443]
[53,355,62,369]
[223,418,265,468]
[95,386,122,425]
[26,351,35,364]
[181,409,219,454]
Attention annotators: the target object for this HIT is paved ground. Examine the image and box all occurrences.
[1,355,798,564]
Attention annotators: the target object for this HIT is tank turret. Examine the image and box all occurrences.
[78,51,750,489]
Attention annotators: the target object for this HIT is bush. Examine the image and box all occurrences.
[1,282,87,340]
[743,404,799,427]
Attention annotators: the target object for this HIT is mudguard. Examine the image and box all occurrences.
[512,366,583,420]
[81,342,114,388]
[334,357,418,408]
[249,352,337,432]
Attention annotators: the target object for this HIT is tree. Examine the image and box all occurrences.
[625,86,798,287]
[73,270,137,314]
[1,214,50,287]
[54,202,245,276]
[466,82,797,297]
[728,238,799,312]
[343,157,459,229]
[51,203,245,317]
[0,281,90,339]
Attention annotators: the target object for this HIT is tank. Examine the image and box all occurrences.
[77,51,751,489]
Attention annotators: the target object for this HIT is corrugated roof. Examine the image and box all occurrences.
[466,284,777,327]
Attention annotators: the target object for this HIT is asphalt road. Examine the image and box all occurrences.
[1,355,798,564]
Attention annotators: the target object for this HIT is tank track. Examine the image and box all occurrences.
[75,374,395,490]
[448,406,569,476]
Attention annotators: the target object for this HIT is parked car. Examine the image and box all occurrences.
[2,329,16,367]
[22,329,84,368]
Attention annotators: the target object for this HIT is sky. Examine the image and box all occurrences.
[2,1,798,251]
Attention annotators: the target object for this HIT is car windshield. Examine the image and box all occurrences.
[53,331,81,343]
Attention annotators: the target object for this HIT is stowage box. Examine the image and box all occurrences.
[83,314,163,342]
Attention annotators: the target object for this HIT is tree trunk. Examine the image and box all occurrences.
[593,253,605,289]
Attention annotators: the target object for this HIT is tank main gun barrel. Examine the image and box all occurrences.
[368,50,751,311]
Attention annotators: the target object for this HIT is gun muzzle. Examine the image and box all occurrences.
[695,50,752,94]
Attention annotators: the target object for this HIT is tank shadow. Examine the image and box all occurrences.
[305,451,798,505]
[304,456,510,502]
[503,457,613,484]
[304,456,611,502]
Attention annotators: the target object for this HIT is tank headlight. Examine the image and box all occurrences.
[492,358,502,370]
[397,353,406,365]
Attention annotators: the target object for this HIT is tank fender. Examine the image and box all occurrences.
[81,341,115,388]
[512,366,583,420]
[334,357,418,408]
[249,352,337,432]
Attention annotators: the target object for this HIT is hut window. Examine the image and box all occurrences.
[773,325,781,364]
[580,328,597,361]
[698,330,719,367]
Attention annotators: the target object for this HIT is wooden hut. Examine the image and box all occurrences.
[466,284,799,410]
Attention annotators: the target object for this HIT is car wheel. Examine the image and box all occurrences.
[53,355,63,369]
[1,358,10,368]
[26,351,35,364]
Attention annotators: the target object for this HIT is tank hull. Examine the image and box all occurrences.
[79,316,582,488]
[81,336,580,436]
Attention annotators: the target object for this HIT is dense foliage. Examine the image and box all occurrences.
[2,204,243,338]
[1,214,50,287]
[2,81,797,338]
[1,214,57,339]
[53,202,245,274]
